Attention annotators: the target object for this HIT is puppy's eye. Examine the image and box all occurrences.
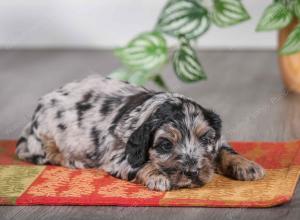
[157,139,173,154]
[199,130,215,145]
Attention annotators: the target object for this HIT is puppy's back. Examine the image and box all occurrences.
[16,75,146,166]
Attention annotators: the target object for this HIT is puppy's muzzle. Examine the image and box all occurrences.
[184,158,214,187]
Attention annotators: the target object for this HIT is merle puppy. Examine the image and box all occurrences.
[16,75,264,191]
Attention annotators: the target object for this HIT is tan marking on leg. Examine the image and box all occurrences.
[135,163,171,191]
[196,157,214,184]
[42,136,66,166]
[216,149,265,181]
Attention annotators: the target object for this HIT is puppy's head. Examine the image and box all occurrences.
[126,96,221,189]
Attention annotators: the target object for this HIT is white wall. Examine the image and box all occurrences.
[0,0,276,49]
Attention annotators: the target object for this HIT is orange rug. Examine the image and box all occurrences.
[0,140,300,207]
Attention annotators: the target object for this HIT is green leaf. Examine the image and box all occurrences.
[256,2,292,31]
[109,69,152,86]
[109,68,131,81]
[211,0,250,27]
[152,75,169,90]
[173,37,206,82]
[294,0,300,18]
[156,0,210,39]
[128,71,150,86]
[115,32,168,71]
[280,24,300,54]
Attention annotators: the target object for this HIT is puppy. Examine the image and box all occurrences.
[16,75,264,191]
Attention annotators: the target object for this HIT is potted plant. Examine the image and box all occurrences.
[256,0,300,93]
[111,0,300,92]
[110,0,250,89]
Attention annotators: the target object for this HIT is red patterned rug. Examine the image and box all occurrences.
[0,140,300,207]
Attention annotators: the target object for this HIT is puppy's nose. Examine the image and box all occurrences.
[184,171,198,177]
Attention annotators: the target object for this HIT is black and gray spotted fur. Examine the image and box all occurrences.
[16,75,264,191]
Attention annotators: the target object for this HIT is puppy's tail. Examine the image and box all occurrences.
[15,123,31,159]
[15,122,47,165]
[16,123,31,160]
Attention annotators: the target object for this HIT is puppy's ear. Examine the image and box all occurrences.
[125,101,182,168]
[202,109,222,139]
[125,119,161,168]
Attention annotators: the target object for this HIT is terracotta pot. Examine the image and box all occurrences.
[278,18,300,93]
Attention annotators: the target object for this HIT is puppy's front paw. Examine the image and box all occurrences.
[145,174,171,191]
[135,163,172,191]
[225,156,265,181]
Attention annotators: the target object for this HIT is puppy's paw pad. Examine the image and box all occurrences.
[145,175,171,191]
[228,157,265,181]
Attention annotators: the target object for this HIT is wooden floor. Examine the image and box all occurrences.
[0,49,300,220]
